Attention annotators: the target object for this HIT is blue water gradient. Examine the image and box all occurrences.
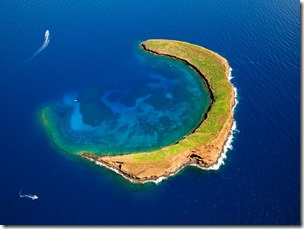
[42,52,209,155]
[0,0,300,225]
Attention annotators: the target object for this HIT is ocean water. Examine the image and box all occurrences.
[0,0,300,225]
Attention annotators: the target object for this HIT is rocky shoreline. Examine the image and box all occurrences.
[79,40,236,184]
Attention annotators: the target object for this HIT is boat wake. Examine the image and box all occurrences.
[33,30,50,56]
[19,189,38,200]
[7,30,50,77]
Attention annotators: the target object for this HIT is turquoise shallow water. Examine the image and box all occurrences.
[43,49,210,155]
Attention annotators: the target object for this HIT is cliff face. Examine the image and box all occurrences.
[80,94,234,183]
[79,39,236,184]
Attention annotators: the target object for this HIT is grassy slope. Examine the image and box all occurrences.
[128,39,232,162]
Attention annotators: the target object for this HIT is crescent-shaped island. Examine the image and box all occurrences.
[40,39,236,184]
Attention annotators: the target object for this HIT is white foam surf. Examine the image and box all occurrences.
[201,67,238,171]
[228,67,233,80]
[151,67,239,184]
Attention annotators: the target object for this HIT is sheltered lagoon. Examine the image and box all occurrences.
[40,39,235,184]
[39,45,211,156]
[79,40,235,183]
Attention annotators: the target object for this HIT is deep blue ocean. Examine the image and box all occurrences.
[0,0,300,225]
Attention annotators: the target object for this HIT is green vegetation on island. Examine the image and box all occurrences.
[128,39,233,161]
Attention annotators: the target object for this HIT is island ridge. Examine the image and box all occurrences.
[78,39,236,183]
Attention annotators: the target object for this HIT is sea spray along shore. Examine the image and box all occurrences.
[79,39,237,183]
